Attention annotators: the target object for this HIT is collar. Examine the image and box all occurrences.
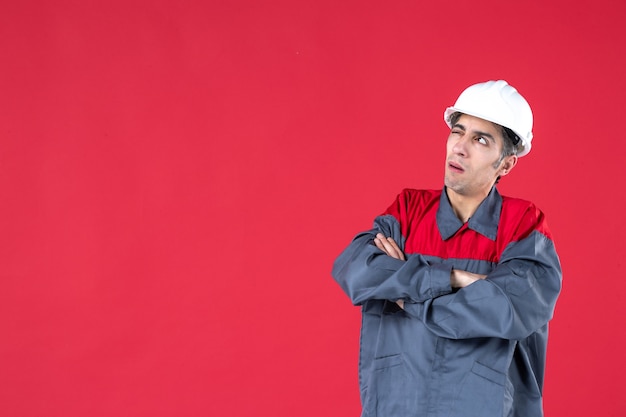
[436,186,502,241]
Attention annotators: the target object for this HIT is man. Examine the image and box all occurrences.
[332,80,562,417]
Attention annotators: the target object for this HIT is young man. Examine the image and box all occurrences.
[332,80,562,417]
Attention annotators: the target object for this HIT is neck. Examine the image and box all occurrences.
[445,187,491,223]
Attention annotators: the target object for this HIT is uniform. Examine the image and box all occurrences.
[332,187,562,417]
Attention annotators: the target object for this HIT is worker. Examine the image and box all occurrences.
[332,80,562,417]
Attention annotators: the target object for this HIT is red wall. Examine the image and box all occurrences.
[1,1,625,416]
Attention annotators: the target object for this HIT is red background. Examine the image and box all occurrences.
[1,1,625,416]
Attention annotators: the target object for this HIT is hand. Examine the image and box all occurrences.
[373,233,406,309]
[373,233,406,261]
[450,269,487,288]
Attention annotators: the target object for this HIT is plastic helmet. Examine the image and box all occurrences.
[443,80,534,157]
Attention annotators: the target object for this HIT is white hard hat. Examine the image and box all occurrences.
[443,80,534,157]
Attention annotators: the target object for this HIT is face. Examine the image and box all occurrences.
[444,114,516,200]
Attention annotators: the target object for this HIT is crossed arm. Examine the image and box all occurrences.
[334,213,561,340]
[373,232,486,308]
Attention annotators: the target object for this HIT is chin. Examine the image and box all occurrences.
[444,180,465,195]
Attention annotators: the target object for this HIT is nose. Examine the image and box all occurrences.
[451,133,469,157]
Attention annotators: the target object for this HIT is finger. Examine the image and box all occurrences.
[379,236,403,260]
[373,237,387,253]
[374,234,391,254]
[386,237,406,261]
[374,235,396,257]
[374,234,405,260]
[379,237,402,260]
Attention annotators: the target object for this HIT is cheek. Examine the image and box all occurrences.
[483,162,502,179]
[482,149,502,166]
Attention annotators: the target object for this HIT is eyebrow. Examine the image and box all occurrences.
[452,123,497,143]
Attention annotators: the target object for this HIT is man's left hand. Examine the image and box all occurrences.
[373,233,405,261]
[373,233,406,309]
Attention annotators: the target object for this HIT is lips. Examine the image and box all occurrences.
[448,160,465,173]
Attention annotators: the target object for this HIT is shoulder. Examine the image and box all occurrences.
[501,194,537,212]
[396,188,441,204]
[500,195,553,240]
[383,188,441,220]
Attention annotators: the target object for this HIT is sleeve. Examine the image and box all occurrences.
[403,209,562,340]
[331,210,453,306]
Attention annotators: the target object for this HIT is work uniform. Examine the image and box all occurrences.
[332,187,562,417]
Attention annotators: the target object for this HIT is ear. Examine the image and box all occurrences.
[498,155,518,177]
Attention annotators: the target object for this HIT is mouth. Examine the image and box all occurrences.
[447,160,465,173]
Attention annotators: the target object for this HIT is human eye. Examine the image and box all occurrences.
[476,136,488,145]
